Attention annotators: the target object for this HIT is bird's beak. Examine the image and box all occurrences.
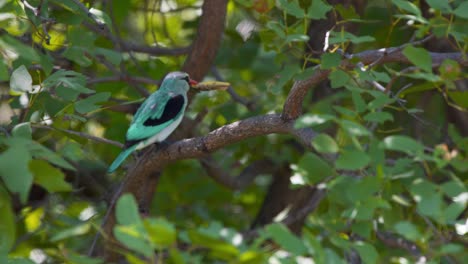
[189,78,198,87]
[191,81,230,91]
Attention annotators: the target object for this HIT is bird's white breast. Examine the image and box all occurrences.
[135,114,184,150]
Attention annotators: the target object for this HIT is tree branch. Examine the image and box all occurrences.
[282,49,468,120]
[182,0,228,81]
[33,125,124,148]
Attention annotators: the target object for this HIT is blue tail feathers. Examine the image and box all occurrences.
[108,147,135,173]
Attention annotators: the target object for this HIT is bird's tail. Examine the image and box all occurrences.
[107,147,135,173]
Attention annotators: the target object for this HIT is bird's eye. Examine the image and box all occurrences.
[182,76,190,83]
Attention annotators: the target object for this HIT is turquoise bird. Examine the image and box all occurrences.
[108,71,198,173]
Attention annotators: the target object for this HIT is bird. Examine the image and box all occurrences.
[107,71,198,173]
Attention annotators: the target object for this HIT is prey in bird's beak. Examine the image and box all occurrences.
[191,81,230,91]
[189,78,198,87]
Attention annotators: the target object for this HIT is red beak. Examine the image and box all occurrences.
[189,78,198,86]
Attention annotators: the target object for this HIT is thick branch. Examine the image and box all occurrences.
[182,0,228,80]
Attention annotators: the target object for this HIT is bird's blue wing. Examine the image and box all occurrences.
[125,93,186,146]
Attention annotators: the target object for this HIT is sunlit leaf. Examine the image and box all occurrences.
[115,194,142,226]
[0,186,15,253]
[74,92,111,114]
[30,160,72,193]
[312,134,339,154]
[402,45,432,73]
[265,223,308,255]
[10,65,32,94]
[382,135,425,154]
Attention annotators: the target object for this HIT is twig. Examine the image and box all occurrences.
[87,75,161,86]
[33,125,124,148]
[367,34,435,69]
[211,67,256,110]
[200,157,275,190]
[69,0,106,29]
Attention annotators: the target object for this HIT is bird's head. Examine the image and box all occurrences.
[161,71,230,93]
[160,71,198,93]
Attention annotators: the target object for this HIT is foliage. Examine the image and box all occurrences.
[0,0,467,263]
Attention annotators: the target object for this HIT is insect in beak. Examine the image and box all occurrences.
[189,78,198,86]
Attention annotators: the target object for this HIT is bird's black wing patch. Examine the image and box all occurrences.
[143,94,185,127]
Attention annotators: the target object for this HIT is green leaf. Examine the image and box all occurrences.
[63,46,93,67]
[392,0,422,17]
[94,48,122,66]
[448,91,468,108]
[367,93,395,109]
[10,65,32,94]
[329,69,350,88]
[325,248,345,263]
[28,141,75,170]
[321,53,341,69]
[30,160,72,193]
[454,2,468,19]
[74,92,111,114]
[89,8,112,26]
[115,194,142,226]
[439,59,461,80]
[329,31,375,45]
[306,0,332,19]
[114,225,153,258]
[416,191,443,219]
[285,34,310,44]
[50,223,91,242]
[265,223,308,255]
[293,153,334,185]
[277,0,305,18]
[382,135,425,154]
[42,70,94,95]
[402,46,432,73]
[0,186,15,254]
[0,35,40,63]
[312,134,339,154]
[65,253,104,264]
[425,0,451,13]
[354,242,379,264]
[336,150,370,170]
[294,114,335,128]
[439,243,465,254]
[187,229,239,260]
[441,181,466,198]
[12,122,32,139]
[0,61,9,81]
[363,111,394,124]
[394,221,422,241]
[0,140,32,203]
[270,65,301,94]
[352,92,367,113]
[339,120,370,136]
[144,218,177,248]
[346,176,382,202]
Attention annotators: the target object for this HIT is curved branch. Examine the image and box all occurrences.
[282,50,468,120]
